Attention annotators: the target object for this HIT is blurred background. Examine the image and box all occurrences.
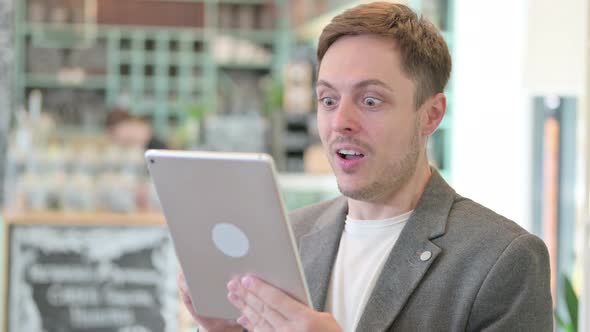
[0,0,588,331]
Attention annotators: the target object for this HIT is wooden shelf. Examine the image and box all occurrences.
[3,211,165,226]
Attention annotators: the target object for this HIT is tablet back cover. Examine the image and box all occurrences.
[146,150,311,319]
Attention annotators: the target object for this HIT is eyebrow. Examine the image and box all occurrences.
[316,79,392,92]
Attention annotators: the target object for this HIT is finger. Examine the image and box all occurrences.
[242,291,288,327]
[178,271,188,293]
[227,277,246,297]
[181,274,241,329]
[229,279,278,317]
[236,307,274,332]
[178,272,198,317]
[252,320,274,332]
[241,304,264,328]
[229,277,289,327]
[227,291,247,310]
[241,275,306,318]
[237,313,274,332]
[229,290,288,330]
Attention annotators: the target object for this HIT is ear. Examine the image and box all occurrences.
[420,92,446,137]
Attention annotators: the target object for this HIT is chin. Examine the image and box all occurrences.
[338,187,372,201]
[338,177,396,202]
[336,181,367,198]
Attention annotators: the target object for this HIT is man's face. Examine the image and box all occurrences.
[109,121,149,147]
[316,34,425,203]
[109,122,134,146]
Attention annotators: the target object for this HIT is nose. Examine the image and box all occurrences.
[332,98,360,134]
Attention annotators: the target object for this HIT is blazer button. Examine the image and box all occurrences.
[420,251,432,261]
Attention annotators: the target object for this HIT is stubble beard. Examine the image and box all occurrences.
[338,118,421,203]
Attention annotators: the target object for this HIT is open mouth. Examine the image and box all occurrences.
[337,149,365,160]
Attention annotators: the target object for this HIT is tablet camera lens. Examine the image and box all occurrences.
[150,159,155,164]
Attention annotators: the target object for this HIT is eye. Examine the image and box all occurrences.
[363,97,382,107]
[320,97,337,107]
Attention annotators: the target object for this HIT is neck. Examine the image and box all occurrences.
[347,162,432,220]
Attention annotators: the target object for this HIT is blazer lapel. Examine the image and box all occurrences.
[298,197,347,311]
[355,169,456,331]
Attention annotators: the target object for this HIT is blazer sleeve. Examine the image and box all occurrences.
[466,233,553,331]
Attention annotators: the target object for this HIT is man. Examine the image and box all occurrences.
[179,2,553,331]
[105,108,168,150]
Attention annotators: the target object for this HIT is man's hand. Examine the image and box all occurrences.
[227,275,342,332]
[178,272,242,332]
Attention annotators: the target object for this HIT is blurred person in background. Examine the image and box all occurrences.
[178,2,553,331]
[105,108,168,150]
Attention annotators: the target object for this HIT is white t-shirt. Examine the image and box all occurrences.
[325,210,412,332]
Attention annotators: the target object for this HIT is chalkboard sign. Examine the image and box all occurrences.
[4,214,179,332]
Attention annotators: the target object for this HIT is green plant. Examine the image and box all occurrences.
[262,78,283,116]
[269,79,283,110]
[182,102,209,120]
[555,275,578,332]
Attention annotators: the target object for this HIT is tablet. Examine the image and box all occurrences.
[145,150,312,319]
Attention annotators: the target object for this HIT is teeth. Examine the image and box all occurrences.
[338,149,362,156]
